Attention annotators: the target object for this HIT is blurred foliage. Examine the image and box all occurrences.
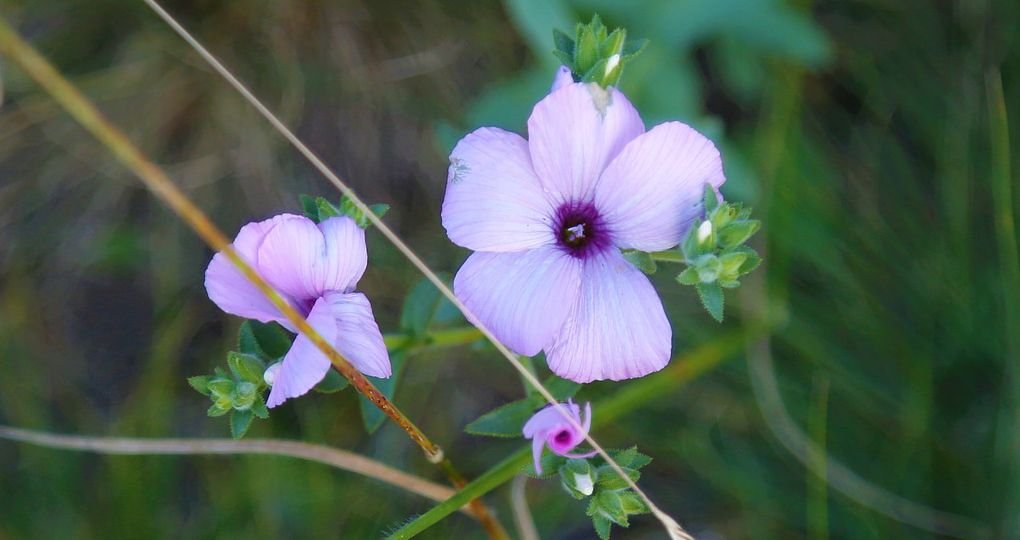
[1,0,1020,539]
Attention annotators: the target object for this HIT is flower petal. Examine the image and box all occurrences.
[320,291,390,378]
[316,217,367,293]
[595,122,725,251]
[205,216,292,324]
[256,214,328,301]
[546,250,672,382]
[550,65,573,92]
[266,291,390,408]
[453,246,582,357]
[528,82,644,204]
[266,296,336,408]
[442,127,556,252]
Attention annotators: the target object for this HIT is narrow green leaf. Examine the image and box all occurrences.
[316,197,343,220]
[622,250,657,274]
[227,351,266,386]
[676,266,700,286]
[314,368,350,393]
[250,397,270,420]
[299,194,319,222]
[718,219,760,248]
[207,403,230,417]
[621,38,648,57]
[358,350,406,434]
[703,184,720,213]
[696,282,725,322]
[187,375,213,396]
[553,28,575,57]
[595,466,639,491]
[608,447,652,469]
[230,409,254,439]
[465,398,540,438]
[592,514,613,540]
[601,28,626,57]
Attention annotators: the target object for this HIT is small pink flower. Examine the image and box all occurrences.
[205,214,390,408]
[443,82,724,382]
[523,400,596,474]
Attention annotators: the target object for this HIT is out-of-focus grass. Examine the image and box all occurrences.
[1,0,1018,538]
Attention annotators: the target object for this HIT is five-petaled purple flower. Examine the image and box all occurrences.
[205,214,390,407]
[442,82,725,382]
[523,400,596,474]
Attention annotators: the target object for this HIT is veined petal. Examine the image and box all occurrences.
[255,214,325,301]
[266,296,336,408]
[205,216,293,324]
[317,217,367,293]
[266,292,390,408]
[453,246,582,357]
[595,122,725,251]
[546,250,671,382]
[528,82,644,204]
[320,291,390,378]
[550,65,573,92]
[442,127,556,252]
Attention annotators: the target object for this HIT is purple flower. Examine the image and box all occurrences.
[205,214,390,407]
[522,400,595,474]
[442,82,724,382]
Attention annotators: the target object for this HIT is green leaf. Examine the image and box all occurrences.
[368,203,390,222]
[299,194,319,221]
[465,398,538,438]
[358,350,406,434]
[622,250,657,274]
[227,351,266,386]
[595,466,639,491]
[553,28,575,57]
[575,22,599,73]
[719,251,749,276]
[621,38,648,58]
[676,266,700,286]
[315,197,343,220]
[230,409,254,439]
[187,375,213,396]
[703,184,720,213]
[545,375,581,401]
[250,397,270,420]
[593,491,629,527]
[740,252,763,274]
[695,253,721,283]
[314,368,350,393]
[592,514,613,540]
[238,321,293,361]
[608,447,652,469]
[618,491,649,515]
[681,222,702,260]
[522,451,567,479]
[207,403,230,417]
[696,282,725,322]
[207,378,234,399]
[400,278,444,337]
[718,219,760,248]
[600,28,626,57]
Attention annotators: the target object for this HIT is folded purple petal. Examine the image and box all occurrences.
[320,291,390,378]
[522,400,593,474]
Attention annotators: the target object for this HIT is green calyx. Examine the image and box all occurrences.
[553,14,647,89]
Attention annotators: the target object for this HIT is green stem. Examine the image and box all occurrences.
[648,250,686,264]
[386,332,746,539]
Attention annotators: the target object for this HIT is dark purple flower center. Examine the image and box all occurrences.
[554,430,572,444]
[554,202,609,258]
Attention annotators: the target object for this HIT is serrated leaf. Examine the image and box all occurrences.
[553,28,575,57]
[594,491,629,527]
[696,282,725,322]
[465,398,539,438]
[601,28,626,57]
[358,350,406,434]
[207,403,230,417]
[552,50,575,70]
[521,451,567,479]
[207,378,234,398]
[595,466,639,491]
[740,252,763,274]
[299,194,319,222]
[238,321,293,361]
[622,250,656,274]
[187,375,213,396]
[608,447,652,469]
[593,514,613,540]
[718,219,760,248]
[618,491,649,515]
[314,368,349,393]
[677,266,700,286]
[230,409,254,439]
[250,397,269,419]
[316,197,343,220]
[228,351,266,386]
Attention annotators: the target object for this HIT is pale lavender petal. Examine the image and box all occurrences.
[595,122,725,252]
[528,83,644,203]
[546,250,671,382]
[256,215,327,301]
[453,246,582,357]
[317,217,368,294]
[442,127,556,252]
[319,291,390,378]
[550,65,573,92]
[205,216,293,324]
[266,296,336,408]
[531,437,546,474]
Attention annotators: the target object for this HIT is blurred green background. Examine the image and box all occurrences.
[1,0,1018,538]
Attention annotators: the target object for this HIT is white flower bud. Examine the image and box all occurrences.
[263,362,282,387]
[573,472,595,496]
[697,220,713,244]
[604,54,621,79]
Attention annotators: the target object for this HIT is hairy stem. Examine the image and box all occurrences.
[0,17,506,539]
[0,425,470,513]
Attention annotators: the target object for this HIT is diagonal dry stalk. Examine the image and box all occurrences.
[0,17,507,540]
[139,2,695,537]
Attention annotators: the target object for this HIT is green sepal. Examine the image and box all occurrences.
[676,267,700,286]
[188,375,213,396]
[718,251,749,277]
[618,491,649,515]
[553,28,575,59]
[465,399,537,438]
[697,281,725,322]
[608,447,652,469]
[314,368,349,394]
[703,183,720,213]
[622,250,657,274]
[695,253,721,283]
[299,194,319,221]
[250,398,270,420]
[718,219,760,248]
[588,490,629,527]
[207,378,234,399]
[559,459,597,499]
[231,381,258,411]
[593,515,613,540]
[207,403,230,417]
[230,409,255,439]
[595,465,639,491]
[316,197,343,220]
[227,351,266,387]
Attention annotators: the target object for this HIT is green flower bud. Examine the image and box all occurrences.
[695,254,721,283]
[232,381,258,411]
[718,219,761,248]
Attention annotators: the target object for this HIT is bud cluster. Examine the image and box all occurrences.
[552,15,647,89]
